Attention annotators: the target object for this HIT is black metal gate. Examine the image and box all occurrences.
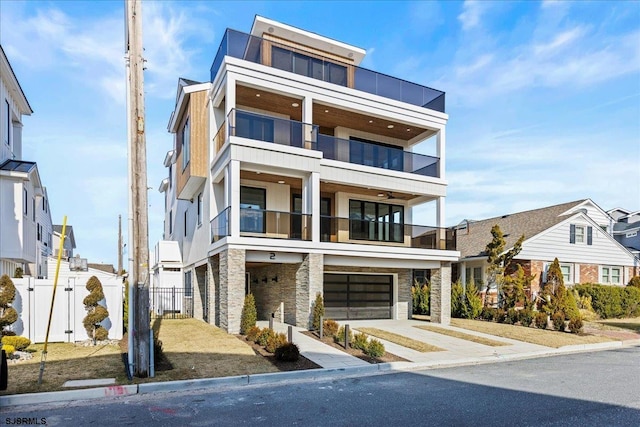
[150,287,194,319]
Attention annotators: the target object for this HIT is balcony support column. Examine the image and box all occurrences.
[303,172,320,242]
[436,127,445,180]
[302,96,314,148]
[224,76,236,117]
[226,160,241,237]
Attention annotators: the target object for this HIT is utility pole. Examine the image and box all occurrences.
[125,0,150,378]
[118,214,123,274]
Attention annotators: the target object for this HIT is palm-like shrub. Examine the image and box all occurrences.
[0,274,18,336]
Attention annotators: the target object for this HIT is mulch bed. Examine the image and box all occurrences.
[236,336,322,371]
[301,331,407,364]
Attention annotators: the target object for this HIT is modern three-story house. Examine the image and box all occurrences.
[156,17,458,333]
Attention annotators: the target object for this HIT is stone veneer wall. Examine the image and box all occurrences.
[192,265,206,322]
[297,253,323,328]
[323,265,412,320]
[248,263,297,324]
[430,263,451,325]
[208,254,220,327]
[219,249,245,333]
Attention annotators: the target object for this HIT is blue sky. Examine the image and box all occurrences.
[1,1,639,266]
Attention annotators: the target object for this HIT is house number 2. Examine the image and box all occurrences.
[269,252,276,260]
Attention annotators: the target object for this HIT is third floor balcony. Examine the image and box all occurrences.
[211,29,445,113]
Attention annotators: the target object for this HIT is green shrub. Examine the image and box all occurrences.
[352,332,369,350]
[323,319,339,337]
[266,332,287,353]
[364,339,385,358]
[574,283,640,319]
[13,267,23,278]
[518,309,534,327]
[628,276,640,288]
[274,342,300,361]
[257,328,275,347]
[2,344,15,356]
[568,317,583,334]
[0,274,18,335]
[493,308,506,323]
[504,308,518,325]
[462,281,483,319]
[534,312,548,329]
[1,336,31,351]
[82,276,109,342]
[240,293,257,335]
[563,290,580,321]
[312,293,325,331]
[451,281,464,318]
[552,311,565,331]
[334,325,353,345]
[246,326,262,342]
[480,307,494,321]
[411,281,430,315]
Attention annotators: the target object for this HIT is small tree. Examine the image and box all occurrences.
[484,225,524,307]
[462,280,483,319]
[13,267,23,279]
[0,275,18,336]
[411,280,430,315]
[451,280,465,318]
[628,276,640,288]
[312,293,325,331]
[501,265,533,310]
[83,276,109,343]
[240,293,257,335]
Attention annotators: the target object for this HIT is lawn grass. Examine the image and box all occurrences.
[594,317,640,333]
[449,318,614,348]
[2,318,278,395]
[414,324,509,347]
[355,327,445,352]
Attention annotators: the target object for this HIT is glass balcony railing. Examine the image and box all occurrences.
[320,216,456,250]
[240,208,311,240]
[210,207,230,243]
[227,109,440,178]
[210,29,445,112]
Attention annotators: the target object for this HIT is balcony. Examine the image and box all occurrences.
[210,29,445,113]
[241,208,311,240]
[320,216,456,250]
[227,109,440,178]
[211,207,230,243]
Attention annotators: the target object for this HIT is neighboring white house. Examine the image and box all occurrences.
[0,44,53,278]
[153,16,458,333]
[455,199,639,298]
[52,224,76,260]
[607,208,640,259]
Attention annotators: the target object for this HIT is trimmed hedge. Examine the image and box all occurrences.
[1,336,30,351]
[574,283,640,319]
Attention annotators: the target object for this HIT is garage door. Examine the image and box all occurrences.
[323,274,392,320]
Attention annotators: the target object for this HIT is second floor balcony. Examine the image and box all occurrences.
[211,29,445,113]
[227,109,439,178]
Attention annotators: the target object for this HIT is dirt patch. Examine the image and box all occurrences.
[238,336,321,371]
[301,331,407,364]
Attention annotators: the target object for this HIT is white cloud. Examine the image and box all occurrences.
[458,1,485,31]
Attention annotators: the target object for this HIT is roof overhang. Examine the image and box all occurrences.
[167,81,212,133]
[163,150,176,167]
[0,46,33,115]
[250,16,366,66]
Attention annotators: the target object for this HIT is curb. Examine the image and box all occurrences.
[2,339,638,408]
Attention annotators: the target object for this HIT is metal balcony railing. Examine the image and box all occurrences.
[320,216,456,250]
[227,109,440,178]
[240,208,311,240]
[210,29,445,112]
[210,207,230,243]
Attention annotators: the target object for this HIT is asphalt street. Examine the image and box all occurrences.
[2,347,639,426]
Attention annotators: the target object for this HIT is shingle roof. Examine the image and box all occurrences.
[456,200,587,259]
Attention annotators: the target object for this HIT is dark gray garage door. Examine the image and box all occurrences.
[323,273,392,320]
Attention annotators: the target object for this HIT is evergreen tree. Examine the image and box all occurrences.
[501,265,533,309]
[0,275,18,336]
[83,276,109,343]
[312,293,325,330]
[451,281,465,318]
[484,225,524,307]
[240,293,257,334]
[462,279,483,319]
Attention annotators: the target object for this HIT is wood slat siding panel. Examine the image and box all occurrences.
[518,221,635,266]
[190,90,208,178]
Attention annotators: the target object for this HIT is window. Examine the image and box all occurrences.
[349,137,404,172]
[465,267,483,285]
[37,223,41,241]
[197,193,203,226]
[271,46,347,86]
[627,231,638,238]
[348,199,404,243]
[182,117,190,170]
[570,224,592,245]
[184,211,187,236]
[169,210,173,234]
[601,266,622,284]
[560,264,572,283]
[235,111,274,142]
[4,99,9,146]
[23,187,28,215]
[240,186,266,233]
[32,198,35,221]
[184,271,192,297]
[168,164,173,189]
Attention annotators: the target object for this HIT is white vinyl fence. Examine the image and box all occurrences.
[7,276,123,343]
